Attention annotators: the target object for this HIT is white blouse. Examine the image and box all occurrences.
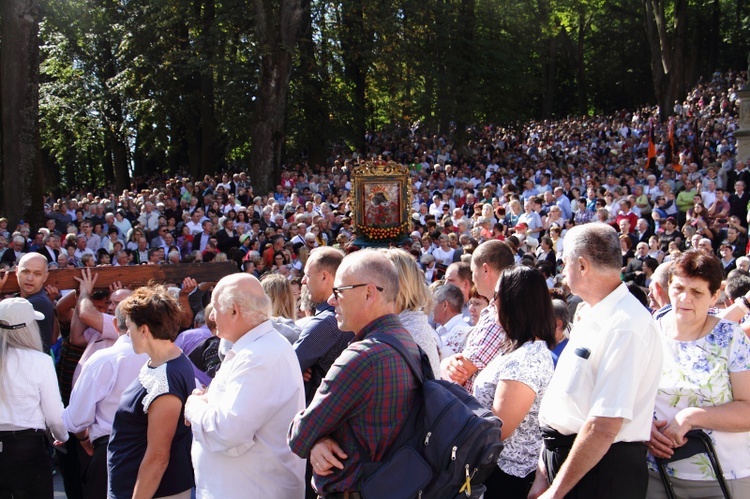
[0,348,68,442]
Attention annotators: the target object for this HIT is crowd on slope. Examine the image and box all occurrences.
[0,69,749,499]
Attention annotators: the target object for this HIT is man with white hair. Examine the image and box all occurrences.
[138,201,161,234]
[185,274,305,498]
[531,223,663,498]
[0,235,27,266]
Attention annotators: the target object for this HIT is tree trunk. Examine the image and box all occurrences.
[250,0,302,195]
[298,0,327,165]
[576,10,587,115]
[642,0,687,120]
[340,0,367,153]
[1,0,44,229]
[198,0,220,175]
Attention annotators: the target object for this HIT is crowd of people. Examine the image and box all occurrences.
[0,69,749,499]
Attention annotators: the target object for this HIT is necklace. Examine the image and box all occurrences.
[671,313,710,342]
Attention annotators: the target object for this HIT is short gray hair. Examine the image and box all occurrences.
[114,303,128,333]
[563,223,621,271]
[342,249,400,304]
[433,283,464,314]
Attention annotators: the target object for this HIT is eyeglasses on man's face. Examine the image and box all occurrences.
[331,283,384,300]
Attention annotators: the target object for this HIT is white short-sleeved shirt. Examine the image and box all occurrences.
[649,316,750,480]
[539,283,663,442]
[473,341,554,477]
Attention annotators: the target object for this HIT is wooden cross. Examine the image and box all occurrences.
[3,261,239,294]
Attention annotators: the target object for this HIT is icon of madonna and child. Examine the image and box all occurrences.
[363,183,400,228]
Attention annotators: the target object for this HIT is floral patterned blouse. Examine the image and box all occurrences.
[650,316,750,480]
[472,340,554,478]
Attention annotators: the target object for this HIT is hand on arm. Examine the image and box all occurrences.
[661,370,750,446]
[310,437,348,476]
[443,353,478,385]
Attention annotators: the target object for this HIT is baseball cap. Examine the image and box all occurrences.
[0,298,45,330]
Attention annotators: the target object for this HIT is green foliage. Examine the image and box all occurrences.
[36,0,750,190]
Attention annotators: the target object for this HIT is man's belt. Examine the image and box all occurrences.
[541,425,577,450]
[0,428,45,440]
[320,492,363,499]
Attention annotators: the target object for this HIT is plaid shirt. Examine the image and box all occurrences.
[288,314,419,494]
[462,302,508,392]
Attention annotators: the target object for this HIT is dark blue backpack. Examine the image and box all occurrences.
[358,333,503,498]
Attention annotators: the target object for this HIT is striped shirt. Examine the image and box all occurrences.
[462,302,509,393]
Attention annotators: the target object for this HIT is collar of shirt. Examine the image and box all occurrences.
[442,313,470,334]
[315,302,334,316]
[576,282,629,327]
[226,319,277,360]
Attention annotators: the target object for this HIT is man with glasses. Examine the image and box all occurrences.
[289,249,421,498]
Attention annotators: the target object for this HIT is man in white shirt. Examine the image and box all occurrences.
[62,305,148,499]
[432,284,472,360]
[137,201,161,234]
[530,223,663,499]
[185,274,305,499]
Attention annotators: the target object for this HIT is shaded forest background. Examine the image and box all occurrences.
[1,0,749,227]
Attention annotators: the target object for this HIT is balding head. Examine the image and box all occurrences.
[211,273,271,342]
[648,261,672,310]
[329,249,399,334]
[17,253,49,298]
[108,288,134,314]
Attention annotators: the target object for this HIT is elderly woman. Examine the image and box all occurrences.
[472,266,556,497]
[0,297,67,498]
[467,286,489,327]
[107,286,195,499]
[381,248,441,377]
[647,250,750,498]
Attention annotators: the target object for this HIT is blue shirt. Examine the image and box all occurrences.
[293,302,354,403]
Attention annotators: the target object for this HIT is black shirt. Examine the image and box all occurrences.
[108,354,195,498]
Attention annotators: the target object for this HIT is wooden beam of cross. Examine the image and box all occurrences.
[3,262,239,294]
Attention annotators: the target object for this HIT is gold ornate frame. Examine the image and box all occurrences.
[351,159,411,241]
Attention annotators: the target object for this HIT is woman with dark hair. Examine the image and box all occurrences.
[107,286,195,499]
[659,216,682,252]
[536,236,557,270]
[472,266,556,497]
[647,250,750,497]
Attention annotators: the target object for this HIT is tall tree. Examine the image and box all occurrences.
[249,0,302,194]
[1,0,44,228]
[642,0,688,119]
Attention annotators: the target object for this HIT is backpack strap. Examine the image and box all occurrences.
[369,331,435,384]
[355,332,430,474]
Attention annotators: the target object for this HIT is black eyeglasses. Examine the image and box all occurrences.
[331,283,384,300]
